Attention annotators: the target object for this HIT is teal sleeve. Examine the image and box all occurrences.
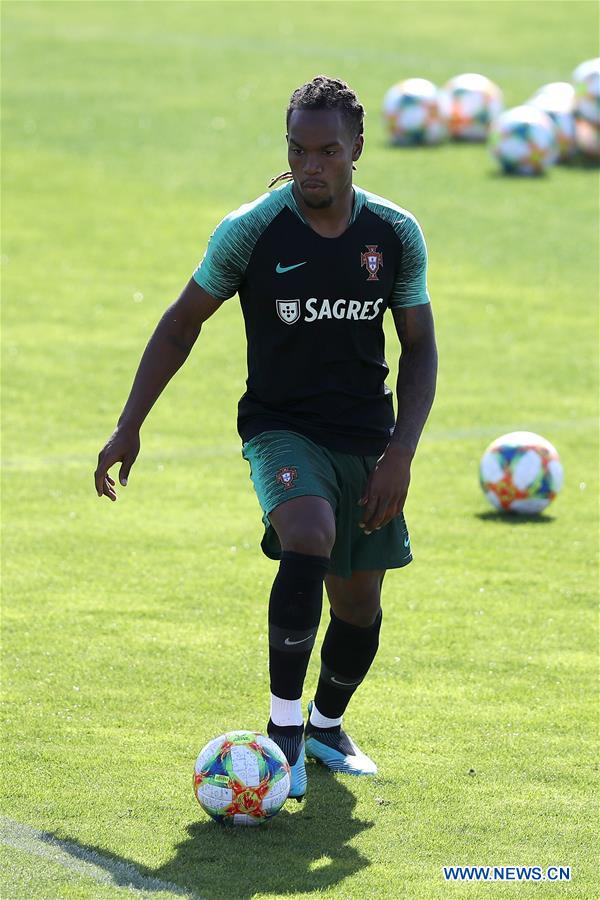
[193,216,243,301]
[390,214,430,308]
[192,189,288,300]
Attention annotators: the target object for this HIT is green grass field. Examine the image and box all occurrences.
[2,1,598,897]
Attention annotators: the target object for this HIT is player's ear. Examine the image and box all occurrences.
[352,133,364,162]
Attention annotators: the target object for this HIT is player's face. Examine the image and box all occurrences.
[287,109,363,209]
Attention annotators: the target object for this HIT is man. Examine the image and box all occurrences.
[95,75,437,802]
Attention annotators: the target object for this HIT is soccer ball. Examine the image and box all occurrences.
[572,57,600,125]
[490,106,558,175]
[382,78,448,145]
[479,431,563,515]
[532,81,575,106]
[575,117,600,159]
[194,731,290,826]
[442,73,503,141]
[528,83,576,162]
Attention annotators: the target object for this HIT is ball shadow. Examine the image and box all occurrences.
[486,169,549,180]
[475,510,555,525]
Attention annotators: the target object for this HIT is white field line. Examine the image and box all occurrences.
[0,816,201,899]
[2,418,597,473]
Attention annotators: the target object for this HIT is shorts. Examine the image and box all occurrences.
[241,430,413,578]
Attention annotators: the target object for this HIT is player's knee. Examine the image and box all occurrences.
[336,599,381,628]
[271,498,336,557]
[280,522,335,557]
[329,574,382,627]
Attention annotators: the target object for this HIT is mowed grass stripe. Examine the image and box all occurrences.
[1,416,596,472]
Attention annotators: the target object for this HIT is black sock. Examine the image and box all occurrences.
[267,720,304,765]
[313,608,382,721]
[268,550,329,700]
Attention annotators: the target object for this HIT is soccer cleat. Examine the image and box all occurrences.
[304,702,378,776]
[287,747,307,801]
[267,720,307,802]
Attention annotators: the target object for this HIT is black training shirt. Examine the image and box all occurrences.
[193,182,430,455]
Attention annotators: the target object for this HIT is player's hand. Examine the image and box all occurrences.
[358,443,412,534]
[94,425,140,501]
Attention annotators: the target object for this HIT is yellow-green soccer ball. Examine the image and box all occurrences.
[194,731,290,826]
[382,78,448,145]
[442,72,503,141]
[528,82,576,162]
[572,57,600,126]
[479,432,563,515]
[490,106,558,175]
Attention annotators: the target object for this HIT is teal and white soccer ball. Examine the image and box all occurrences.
[572,57,600,125]
[528,82,576,162]
[442,72,503,141]
[382,78,448,145]
[194,731,290,826]
[490,106,558,175]
[479,431,563,515]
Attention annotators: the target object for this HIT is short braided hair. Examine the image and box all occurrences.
[269,75,364,188]
[287,75,364,136]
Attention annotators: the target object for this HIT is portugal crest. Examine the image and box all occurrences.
[276,466,298,490]
[276,299,300,324]
[361,245,383,281]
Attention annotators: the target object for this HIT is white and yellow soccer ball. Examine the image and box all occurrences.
[194,731,290,826]
[442,72,503,141]
[572,57,600,125]
[528,82,576,162]
[490,105,558,175]
[382,78,448,145]
[479,432,563,515]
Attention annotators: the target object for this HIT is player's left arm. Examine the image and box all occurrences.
[359,303,438,533]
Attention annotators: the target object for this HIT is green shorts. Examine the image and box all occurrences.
[241,430,413,578]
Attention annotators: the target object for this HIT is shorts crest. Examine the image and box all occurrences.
[276,466,298,490]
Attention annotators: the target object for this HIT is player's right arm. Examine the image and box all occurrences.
[94,279,222,501]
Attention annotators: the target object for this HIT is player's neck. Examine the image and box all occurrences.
[293,183,355,239]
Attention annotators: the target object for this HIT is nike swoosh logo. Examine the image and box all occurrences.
[331,676,362,686]
[284,634,314,646]
[276,261,307,274]
[404,537,410,547]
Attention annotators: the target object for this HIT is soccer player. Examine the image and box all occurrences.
[95,76,437,801]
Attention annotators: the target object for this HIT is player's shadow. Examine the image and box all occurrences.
[50,767,373,898]
[475,510,555,525]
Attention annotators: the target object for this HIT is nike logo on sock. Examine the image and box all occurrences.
[276,261,307,274]
[284,634,315,646]
[330,675,362,686]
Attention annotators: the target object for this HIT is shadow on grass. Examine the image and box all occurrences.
[52,766,373,898]
[476,510,555,525]
[563,154,600,170]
